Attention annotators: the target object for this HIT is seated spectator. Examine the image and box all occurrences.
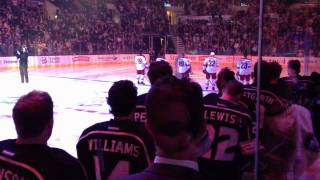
[134,60,173,124]
[0,90,87,180]
[77,80,155,180]
[122,76,206,180]
[200,79,255,180]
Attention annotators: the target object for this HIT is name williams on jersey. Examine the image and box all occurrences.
[87,139,140,158]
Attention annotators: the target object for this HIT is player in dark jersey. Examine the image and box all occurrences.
[77,80,155,180]
[134,61,173,124]
[0,91,87,180]
[200,80,255,180]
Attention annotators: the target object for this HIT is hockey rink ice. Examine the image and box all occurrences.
[0,63,211,157]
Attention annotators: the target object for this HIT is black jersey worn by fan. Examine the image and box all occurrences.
[0,139,87,180]
[77,119,155,180]
[199,96,254,179]
[133,93,148,124]
[242,84,286,116]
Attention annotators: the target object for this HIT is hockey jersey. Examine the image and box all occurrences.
[237,59,252,76]
[77,119,155,180]
[176,58,191,74]
[199,97,254,179]
[135,55,147,70]
[0,140,87,180]
[203,57,219,73]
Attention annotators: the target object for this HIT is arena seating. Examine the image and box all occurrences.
[0,0,318,56]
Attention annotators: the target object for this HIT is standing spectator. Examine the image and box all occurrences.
[262,82,320,179]
[122,76,206,180]
[0,91,87,180]
[77,80,155,180]
[134,61,173,124]
[200,79,254,180]
[281,60,314,106]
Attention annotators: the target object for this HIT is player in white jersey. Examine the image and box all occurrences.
[176,53,191,79]
[203,52,219,90]
[135,52,148,85]
[236,52,253,85]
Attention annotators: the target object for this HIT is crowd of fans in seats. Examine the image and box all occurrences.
[0,0,168,56]
[0,0,319,57]
[1,58,320,179]
[175,0,320,56]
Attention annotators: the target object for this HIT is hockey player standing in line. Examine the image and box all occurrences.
[203,52,219,91]
[134,52,148,85]
[175,53,191,79]
[236,51,253,85]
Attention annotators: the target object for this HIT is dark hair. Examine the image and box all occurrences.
[254,60,272,86]
[223,80,244,97]
[311,72,320,84]
[13,91,53,139]
[274,81,294,102]
[216,67,235,93]
[288,60,301,75]
[269,61,282,80]
[146,76,204,138]
[147,61,173,85]
[107,80,137,117]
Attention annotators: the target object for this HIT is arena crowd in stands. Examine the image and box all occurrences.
[0,0,168,56]
[0,0,319,57]
[175,0,320,56]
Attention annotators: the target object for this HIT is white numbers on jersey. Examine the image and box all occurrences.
[202,125,239,161]
[93,156,130,180]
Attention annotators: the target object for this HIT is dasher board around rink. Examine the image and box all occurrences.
[1,54,319,76]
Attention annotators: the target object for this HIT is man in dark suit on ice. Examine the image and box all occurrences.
[16,45,29,83]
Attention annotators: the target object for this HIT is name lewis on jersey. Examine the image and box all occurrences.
[88,139,140,158]
[204,109,241,126]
